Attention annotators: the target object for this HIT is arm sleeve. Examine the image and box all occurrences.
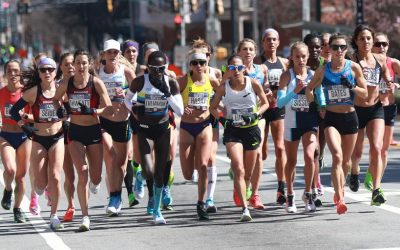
[124,89,137,111]
[277,89,296,109]
[10,98,28,122]
[315,85,326,107]
[167,94,184,117]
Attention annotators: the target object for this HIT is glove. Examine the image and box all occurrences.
[79,103,96,115]
[63,102,71,115]
[242,113,260,125]
[56,107,66,119]
[158,82,171,98]
[21,125,38,139]
[340,76,353,90]
[219,117,233,129]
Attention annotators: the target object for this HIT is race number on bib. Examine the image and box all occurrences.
[144,94,168,113]
[327,85,351,104]
[379,81,388,94]
[231,107,252,126]
[69,93,91,112]
[105,82,125,102]
[39,103,58,122]
[4,104,12,119]
[291,94,309,112]
[188,92,208,110]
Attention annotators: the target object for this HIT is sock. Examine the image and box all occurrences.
[124,160,134,194]
[163,160,172,187]
[147,179,154,197]
[153,185,163,214]
[278,181,285,192]
[206,166,217,200]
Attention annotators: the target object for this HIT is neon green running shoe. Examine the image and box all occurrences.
[133,164,142,178]
[371,188,386,206]
[228,168,234,180]
[246,187,252,201]
[364,170,373,191]
[128,193,139,207]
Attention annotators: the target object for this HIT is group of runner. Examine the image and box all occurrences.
[0,24,398,230]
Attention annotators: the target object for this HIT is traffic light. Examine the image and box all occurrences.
[190,0,199,12]
[172,0,179,13]
[215,0,224,15]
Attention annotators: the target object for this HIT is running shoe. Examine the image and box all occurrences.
[162,205,174,211]
[45,188,51,207]
[333,190,344,205]
[302,192,316,212]
[13,208,26,223]
[197,202,209,220]
[349,174,360,192]
[134,171,144,199]
[29,192,40,215]
[246,187,252,201]
[162,186,172,206]
[1,189,12,210]
[128,193,139,207]
[249,194,265,210]
[336,200,347,215]
[89,181,100,194]
[79,216,90,232]
[233,189,241,207]
[205,198,217,213]
[312,190,322,207]
[228,168,234,180]
[240,207,252,222]
[286,195,297,213]
[316,182,324,196]
[63,207,75,222]
[153,210,166,224]
[49,214,64,231]
[276,190,286,205]
[147,197,154,215]
[364,170,373,191]
[371,188,386,206]
[106,195,122,216]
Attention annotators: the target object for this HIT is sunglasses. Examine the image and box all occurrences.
[39,68,56,73]
[227,65,245,71]
[148,64,167,73]
[374,42,388,48]
[190,60,207,66]
[330,44,347,51]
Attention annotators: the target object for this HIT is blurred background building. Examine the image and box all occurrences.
[0,0,399,69]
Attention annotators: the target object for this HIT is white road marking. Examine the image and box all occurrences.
[0,169,71,250]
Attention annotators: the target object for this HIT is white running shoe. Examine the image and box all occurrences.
[240,207,252,222]
[192,169,199,183]
[153,211,166,225]
[89,181,100,194]
[49,214,64,231]
[79,216,90,232]
[302,192,316,212]
[286,195,297,213]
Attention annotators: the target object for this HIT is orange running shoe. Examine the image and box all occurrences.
[333,190,344,204]
[233,189,242,207]
[249,194,265,210]
[336,200,347,215]
[63,207,75,222]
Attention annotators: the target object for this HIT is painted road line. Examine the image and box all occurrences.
[0,170,70,250]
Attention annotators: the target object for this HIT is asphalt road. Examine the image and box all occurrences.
[1,125,400,250]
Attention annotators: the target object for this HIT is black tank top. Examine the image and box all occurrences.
[264,58,285,89]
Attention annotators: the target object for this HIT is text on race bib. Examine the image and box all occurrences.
[268,69,283,86]
[39,103,58,122]
[144,94,168,113]
[188,92,209,110]
[69,93,91,111]
[291,94,310,112]
[231,107,253,126]
[363,68,380,86]
[379,81,388,94]
[327,85,351,104]
[4,104,12,118]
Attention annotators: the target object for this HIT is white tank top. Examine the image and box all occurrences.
[98,65,127,103]
[137,74,170,116]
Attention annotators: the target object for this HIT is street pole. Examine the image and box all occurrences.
[230,0,237,53]
[252,0,259,45]
[302,0,310,38]
[179,0,187,73]
[129,0,134,39]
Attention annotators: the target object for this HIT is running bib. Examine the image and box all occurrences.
[4,103,12,119]
[327,85,351,105]
[38,103,58,122]
[104,81,126,102]
[379,80,389,94]
[188,92,209,110]
[363,68,380,87]
[291,94,309,112]
[144,94,167,113]
[69,93,91,112]
[231,107,252,127]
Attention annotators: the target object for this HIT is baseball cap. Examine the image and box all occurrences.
[104,39,121,51]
